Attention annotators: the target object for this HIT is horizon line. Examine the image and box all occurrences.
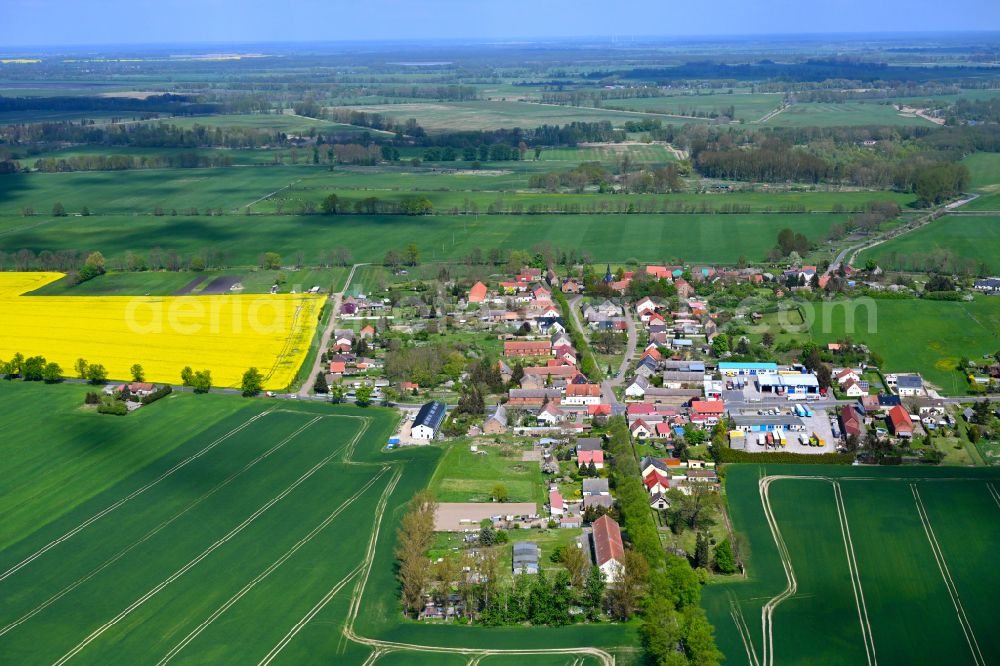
[4,30,1000,53]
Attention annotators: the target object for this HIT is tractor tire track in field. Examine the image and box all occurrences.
[759,476,876,666]
[155,465,390,665]
[832,481,877,666]
[728,597,761,666]
[52,416,373,666]
[361,648,389,666]
[911,484,985,666]
[334,469,617,666]
[0,408,275,585]
[257,468,402,666]
[986,483,1000,511]
[758,476,798,666]
[0,415,322,639]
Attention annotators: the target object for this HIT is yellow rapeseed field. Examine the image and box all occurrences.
[0,273,325,390]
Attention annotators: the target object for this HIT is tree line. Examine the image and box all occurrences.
[0,93,220,115]
[602,417,722,665]
[31,152,235,173]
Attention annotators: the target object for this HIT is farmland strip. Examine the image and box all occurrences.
[911,484,985,666]
[987,483,1000,511]
[52,416,369,666]
[832,481,877,666]
[155,465,389,665]
[258,468,401,666]
[729,598,761,666]
[0,408,274,585]
[0,415,321,638]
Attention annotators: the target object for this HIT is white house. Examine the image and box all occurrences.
[537,403,565,425]
[841,378,866,397]
[411,401,447,441]
[625,376,649,399]
[895,374,924,397]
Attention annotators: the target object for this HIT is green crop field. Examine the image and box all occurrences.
[0,166,322,216]
[150,112,391,135]
[599,93,783,122]
[764,102,939,127]
[859,214,1000,274]
[341,100,667,132]
[810,295,1000,394]
[539,144,678,163]
[0,110,128,125]
[22,144,291,166]
[27,267,349,296]
[254,182,916,216]
[0,211,847,266]
[0,382,639,664]
[0,157,914,221]
[702,465,1000,666]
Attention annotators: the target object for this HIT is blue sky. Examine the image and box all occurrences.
[2,0,999,47]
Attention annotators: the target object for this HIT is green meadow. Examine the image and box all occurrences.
[810,295,1000,394]
[428,441,547,505]
[962,152,1000,191]
[860,214,1000,274]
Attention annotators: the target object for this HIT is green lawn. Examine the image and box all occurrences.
[859,214,1000,274]
[349,263,495,296]
[428,441,546,505]
[810,296,1000,394]
[1,211,848,266]
[701,465,1000,666]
